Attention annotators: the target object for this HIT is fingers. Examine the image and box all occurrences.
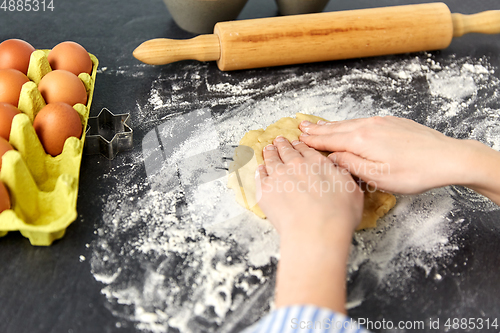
[300,132,352,152]
[256,164,268,179]
[262,144,282,174]
[273,136,302,163]
[299,118,364,135]
[329,152,364,172]
[299,120,337,135]
[329,152,384,182]
[299,118,366,152]
[264,136,326,175]
[291,140,322,158]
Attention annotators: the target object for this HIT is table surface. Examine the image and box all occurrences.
[1,1,500,332]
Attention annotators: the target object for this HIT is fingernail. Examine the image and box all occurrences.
[275,136,286,143]
[317,120,326,125]
[291,140,300,145]
[301,121,311,126]
[300,133,309,137]
[265,144,276,150]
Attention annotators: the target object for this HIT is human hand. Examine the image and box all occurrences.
[299,116,473,194]
[256,136,364,239]
[255,136,364,312]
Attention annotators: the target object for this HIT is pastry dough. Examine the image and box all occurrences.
[227,113,396,230]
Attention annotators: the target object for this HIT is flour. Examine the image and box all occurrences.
[346,188,463,309]
[90,54,500,332]
[97,64,150,78]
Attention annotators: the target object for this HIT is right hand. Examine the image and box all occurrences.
[256,136,363,237]
[298,116,478,194]
[256,136,363,312]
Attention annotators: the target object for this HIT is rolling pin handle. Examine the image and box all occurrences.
[133,34,221,65]
[452,11,500,37]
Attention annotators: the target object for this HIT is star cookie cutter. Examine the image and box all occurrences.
[84,108,133,159]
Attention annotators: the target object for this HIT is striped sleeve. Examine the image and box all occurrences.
[242,305,372,333]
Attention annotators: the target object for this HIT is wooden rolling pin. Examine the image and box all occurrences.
[133,2,500,71]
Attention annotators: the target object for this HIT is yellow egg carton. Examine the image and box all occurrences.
[0,49,98,246]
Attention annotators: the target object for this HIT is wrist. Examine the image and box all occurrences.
[279,218,354,253]
[272,211,359,313]
[279,232,352,265]
[437,138,488,187]
[433,137,471,187]
[276,228,351,313]
[457,140,500,204]
[452,140,495,185]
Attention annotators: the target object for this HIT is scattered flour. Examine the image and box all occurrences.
[97,64,151,78]
[90,54,500,332]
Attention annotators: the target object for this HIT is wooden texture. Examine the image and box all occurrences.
[214,2,453,70]
[452,11,500,37]
[133,3,500,71]
[133,35,220,65]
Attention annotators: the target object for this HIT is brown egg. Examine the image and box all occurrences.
[0,69,29,107]
[38,70,87,106]
[48,41,92,76]
[0,181,11,214]
[0,136,13,170]
[33,102,83,156]
[0,39,36,75]
[0,103,20,140]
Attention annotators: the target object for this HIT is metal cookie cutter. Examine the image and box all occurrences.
[84,108,133,159]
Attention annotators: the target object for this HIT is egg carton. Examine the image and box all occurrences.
[0,48,98,246]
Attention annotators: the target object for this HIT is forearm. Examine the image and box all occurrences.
[274,227,352,314]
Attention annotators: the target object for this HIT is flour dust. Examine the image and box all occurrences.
[90,54,500,332]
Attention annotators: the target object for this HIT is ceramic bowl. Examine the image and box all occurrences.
[163,0,249,34]
[276,0,330,15]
